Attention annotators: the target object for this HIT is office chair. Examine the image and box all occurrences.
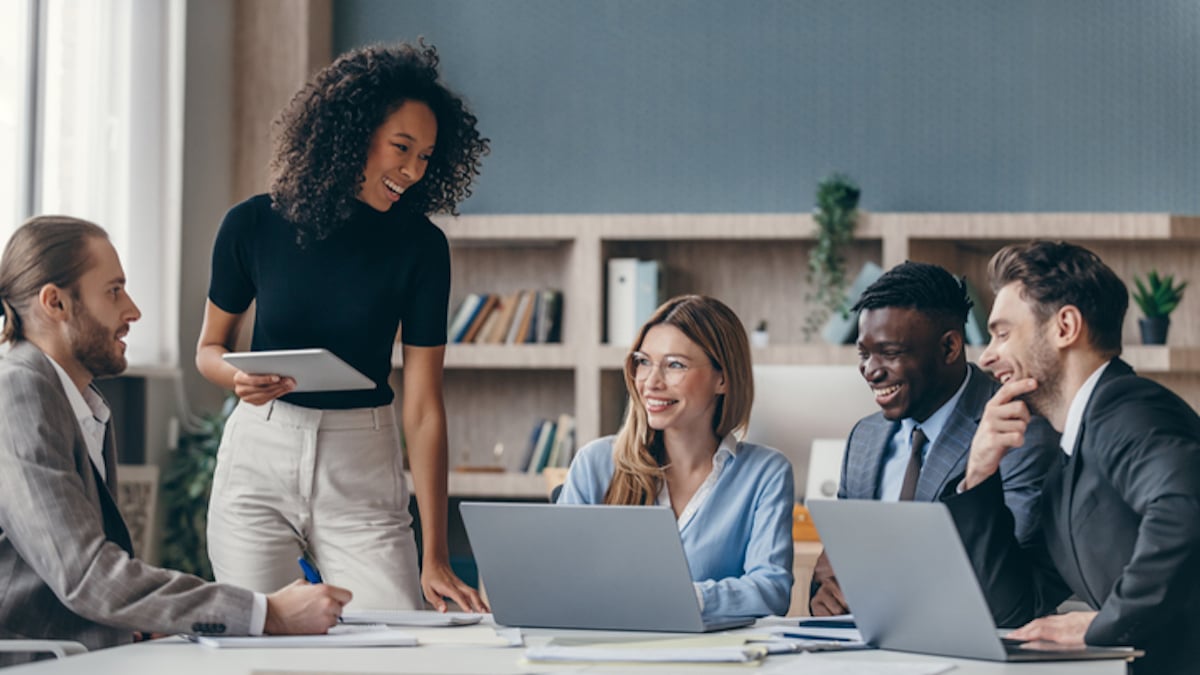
[0,640,87,659]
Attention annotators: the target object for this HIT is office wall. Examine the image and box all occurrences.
[334,0,1200,214]
[180,0,238,417]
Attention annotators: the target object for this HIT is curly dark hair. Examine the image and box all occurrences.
[851,261,974,334]
[269,41,488,243]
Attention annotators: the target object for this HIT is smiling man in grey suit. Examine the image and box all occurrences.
[809,262,1058,616]
[0,216,352,665]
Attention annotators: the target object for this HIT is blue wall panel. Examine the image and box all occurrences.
[334,1,1200,214]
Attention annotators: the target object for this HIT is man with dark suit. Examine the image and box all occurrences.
[947,241,1200,674]
[810,262,1058,616]
[0,216,352,665]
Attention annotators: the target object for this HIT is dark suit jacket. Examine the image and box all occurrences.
[839,363,1059,546]
[0,341,254,665]
[944,359,1200,675]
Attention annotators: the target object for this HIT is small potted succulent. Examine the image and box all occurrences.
[1132,270,1187,345]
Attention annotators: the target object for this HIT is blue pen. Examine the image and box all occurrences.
[298,555,323,584]
[298,555,343,623]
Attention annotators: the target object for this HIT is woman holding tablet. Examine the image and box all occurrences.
[558,295,795,619]
[196,43,488,612]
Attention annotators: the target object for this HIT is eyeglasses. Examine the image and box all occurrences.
[627,351,714,385]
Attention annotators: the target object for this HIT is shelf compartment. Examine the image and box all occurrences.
[391,369,574,471]
[909,239,1200,358]
[601,238,883,346]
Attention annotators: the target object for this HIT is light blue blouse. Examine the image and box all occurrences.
[557,436,795,620]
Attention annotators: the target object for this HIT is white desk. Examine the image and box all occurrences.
[5,622,1130,675]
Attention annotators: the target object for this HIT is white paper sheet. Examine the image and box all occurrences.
[762,653,955,675]
[340,609,484,627]
[526,644,765,663]
[185,624,416,649]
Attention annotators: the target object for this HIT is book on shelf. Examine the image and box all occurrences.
[524,291,542,343]
[527,419,557,474]
[535,289,564,344]
[607,258,663,346]
[549,413,576,468]
[447,293,486,343]
[471,300,503,343]
[521,414,576,473]
[461,294,499,343]
[485,291,522,343]
[513,288,537,341]
[519,418,545,474]
[505,290,534,344]
[542,288,564,341]
[448,288,564,345]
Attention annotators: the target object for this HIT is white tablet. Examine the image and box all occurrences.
[221,348,375,393]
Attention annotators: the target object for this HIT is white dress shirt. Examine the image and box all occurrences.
[1059,361,1111,457]
[47,356,110,481]
[879,368,972,500]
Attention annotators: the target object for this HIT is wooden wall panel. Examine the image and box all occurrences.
[232,0,331,201]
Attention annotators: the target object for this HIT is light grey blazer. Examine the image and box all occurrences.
[838,363,1060,547]
[0,341,253,665]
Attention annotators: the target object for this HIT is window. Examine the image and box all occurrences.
[2,0,183,369]
[0,1,32,232]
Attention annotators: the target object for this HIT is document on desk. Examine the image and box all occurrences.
[762,653,955,674]
[405,625,523,647]
[757,613,862,642]
[340,609,484,627]
[525,635,768,664]
[185,624,417,648]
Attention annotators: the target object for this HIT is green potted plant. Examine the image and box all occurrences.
[160,395,236,579]
[1132,269,1187,345]
[803,173,861,341]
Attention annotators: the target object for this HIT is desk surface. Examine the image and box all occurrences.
[6,621,1129,675]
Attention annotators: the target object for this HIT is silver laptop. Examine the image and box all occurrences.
[460,502,754,632]
[807,499,1141,663]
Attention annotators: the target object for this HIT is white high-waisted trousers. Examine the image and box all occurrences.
[207,398,422,609]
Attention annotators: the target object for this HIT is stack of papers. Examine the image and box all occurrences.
[185,624,416,649]
[762,614,864,644]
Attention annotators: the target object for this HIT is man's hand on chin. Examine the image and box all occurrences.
[964,377,1038,490]
[1006,611,1098,645]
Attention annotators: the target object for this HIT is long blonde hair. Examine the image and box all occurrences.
[604,295,754,505]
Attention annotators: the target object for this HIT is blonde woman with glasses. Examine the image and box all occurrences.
[557,295,794,620]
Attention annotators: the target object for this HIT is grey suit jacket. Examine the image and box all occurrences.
[0,341,254,665]
[838,363,1059,546]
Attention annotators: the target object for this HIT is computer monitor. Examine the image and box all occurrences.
[745,365,875,499]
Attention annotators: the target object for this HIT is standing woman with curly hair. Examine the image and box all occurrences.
[196,43,488,613]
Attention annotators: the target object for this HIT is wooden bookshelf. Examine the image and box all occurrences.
[387,213,1200,472]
